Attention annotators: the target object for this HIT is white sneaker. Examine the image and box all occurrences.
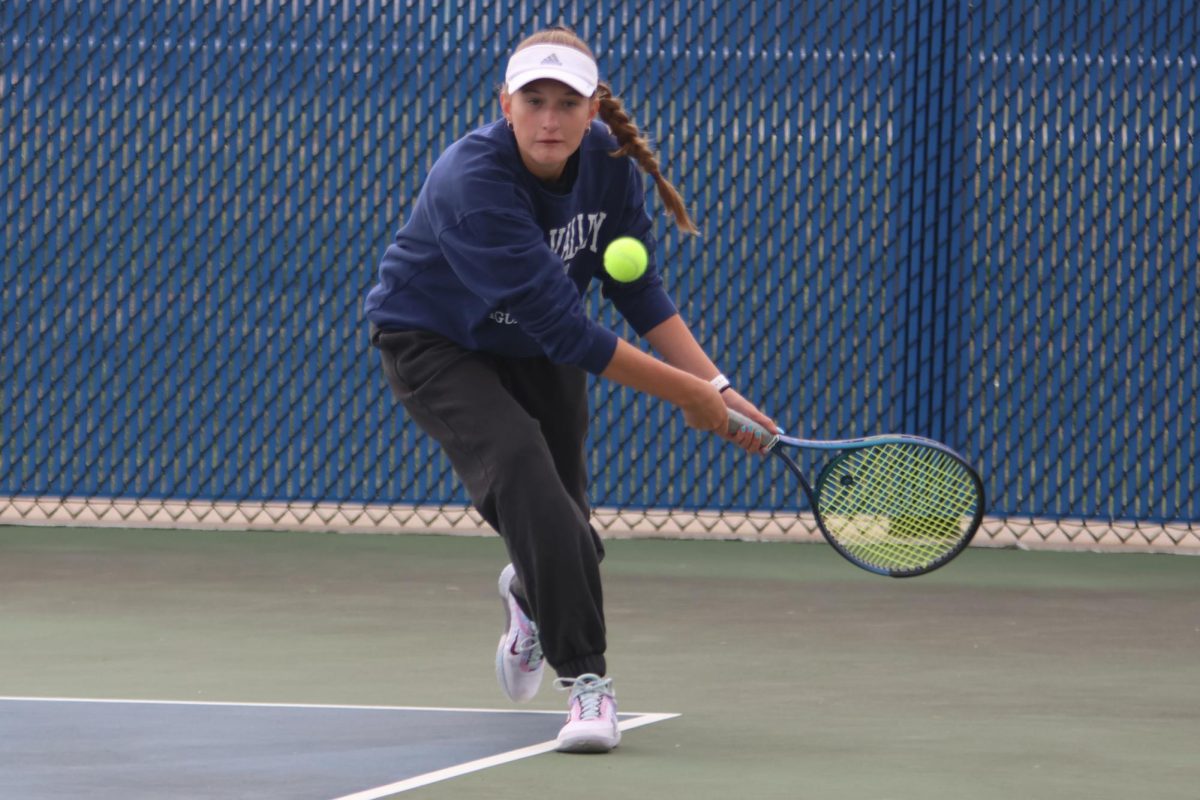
[554,673,620,753]
[495,564,544,703]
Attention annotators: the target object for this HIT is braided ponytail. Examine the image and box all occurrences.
[509,27,699,235]
[596,82,699,235]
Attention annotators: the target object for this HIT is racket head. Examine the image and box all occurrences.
[808,436,985,577]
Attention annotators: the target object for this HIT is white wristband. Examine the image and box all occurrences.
[709,373,732,392]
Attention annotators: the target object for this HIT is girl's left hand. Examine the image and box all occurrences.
[718,389,779,455]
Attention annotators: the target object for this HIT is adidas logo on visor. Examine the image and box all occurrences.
[505,45,598,95]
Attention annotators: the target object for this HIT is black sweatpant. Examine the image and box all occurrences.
[373,326,607,679]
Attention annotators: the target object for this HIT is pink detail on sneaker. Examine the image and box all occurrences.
[555,674,620,753]
[495,564,544,703]
[507,602,541,673]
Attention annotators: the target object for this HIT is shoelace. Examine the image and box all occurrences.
[554,675,613,720]
[514,627,543,668]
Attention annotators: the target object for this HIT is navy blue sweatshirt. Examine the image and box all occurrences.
[363,119,678,374]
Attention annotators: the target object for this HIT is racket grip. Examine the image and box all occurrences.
[726,409,780,450]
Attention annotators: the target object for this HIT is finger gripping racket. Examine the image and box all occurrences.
[728,410,985,577]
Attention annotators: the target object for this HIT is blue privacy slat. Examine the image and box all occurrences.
[1,0,1196,529]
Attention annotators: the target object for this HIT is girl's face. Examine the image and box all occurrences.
[502,79,599,182]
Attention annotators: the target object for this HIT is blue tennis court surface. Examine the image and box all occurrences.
[0,697,677,799]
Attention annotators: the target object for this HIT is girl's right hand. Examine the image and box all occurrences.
[680,379,777,455]
[680,380,731,434]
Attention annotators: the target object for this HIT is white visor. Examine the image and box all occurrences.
[504,44,599,97]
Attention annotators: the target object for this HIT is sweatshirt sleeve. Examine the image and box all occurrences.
[436,208,619,374]
[597,165,679,335]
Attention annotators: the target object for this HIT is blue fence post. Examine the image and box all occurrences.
[895,0,963,445]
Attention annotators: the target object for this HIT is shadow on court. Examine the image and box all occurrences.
[0,525,1196,799]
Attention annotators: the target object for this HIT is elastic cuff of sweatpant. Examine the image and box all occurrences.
[555,655,607,680]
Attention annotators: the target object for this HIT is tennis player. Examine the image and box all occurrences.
[364,26,776,753]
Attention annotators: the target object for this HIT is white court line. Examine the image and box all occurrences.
[330,713,681,800]
[0,696,681,799]
[0,695,566,715]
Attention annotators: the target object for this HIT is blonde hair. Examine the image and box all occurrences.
[508,27,699,235]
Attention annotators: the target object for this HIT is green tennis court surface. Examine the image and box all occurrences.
[0,526,1196,799]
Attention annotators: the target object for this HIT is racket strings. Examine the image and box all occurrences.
[816,444,978,572]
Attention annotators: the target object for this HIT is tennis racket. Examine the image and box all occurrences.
[727,410,985,577]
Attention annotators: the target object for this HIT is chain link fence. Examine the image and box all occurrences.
[2,0,1196,551]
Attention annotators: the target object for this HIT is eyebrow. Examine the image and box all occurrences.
[520,86,585,99]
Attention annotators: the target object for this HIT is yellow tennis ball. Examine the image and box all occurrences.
[603,237,648,282]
